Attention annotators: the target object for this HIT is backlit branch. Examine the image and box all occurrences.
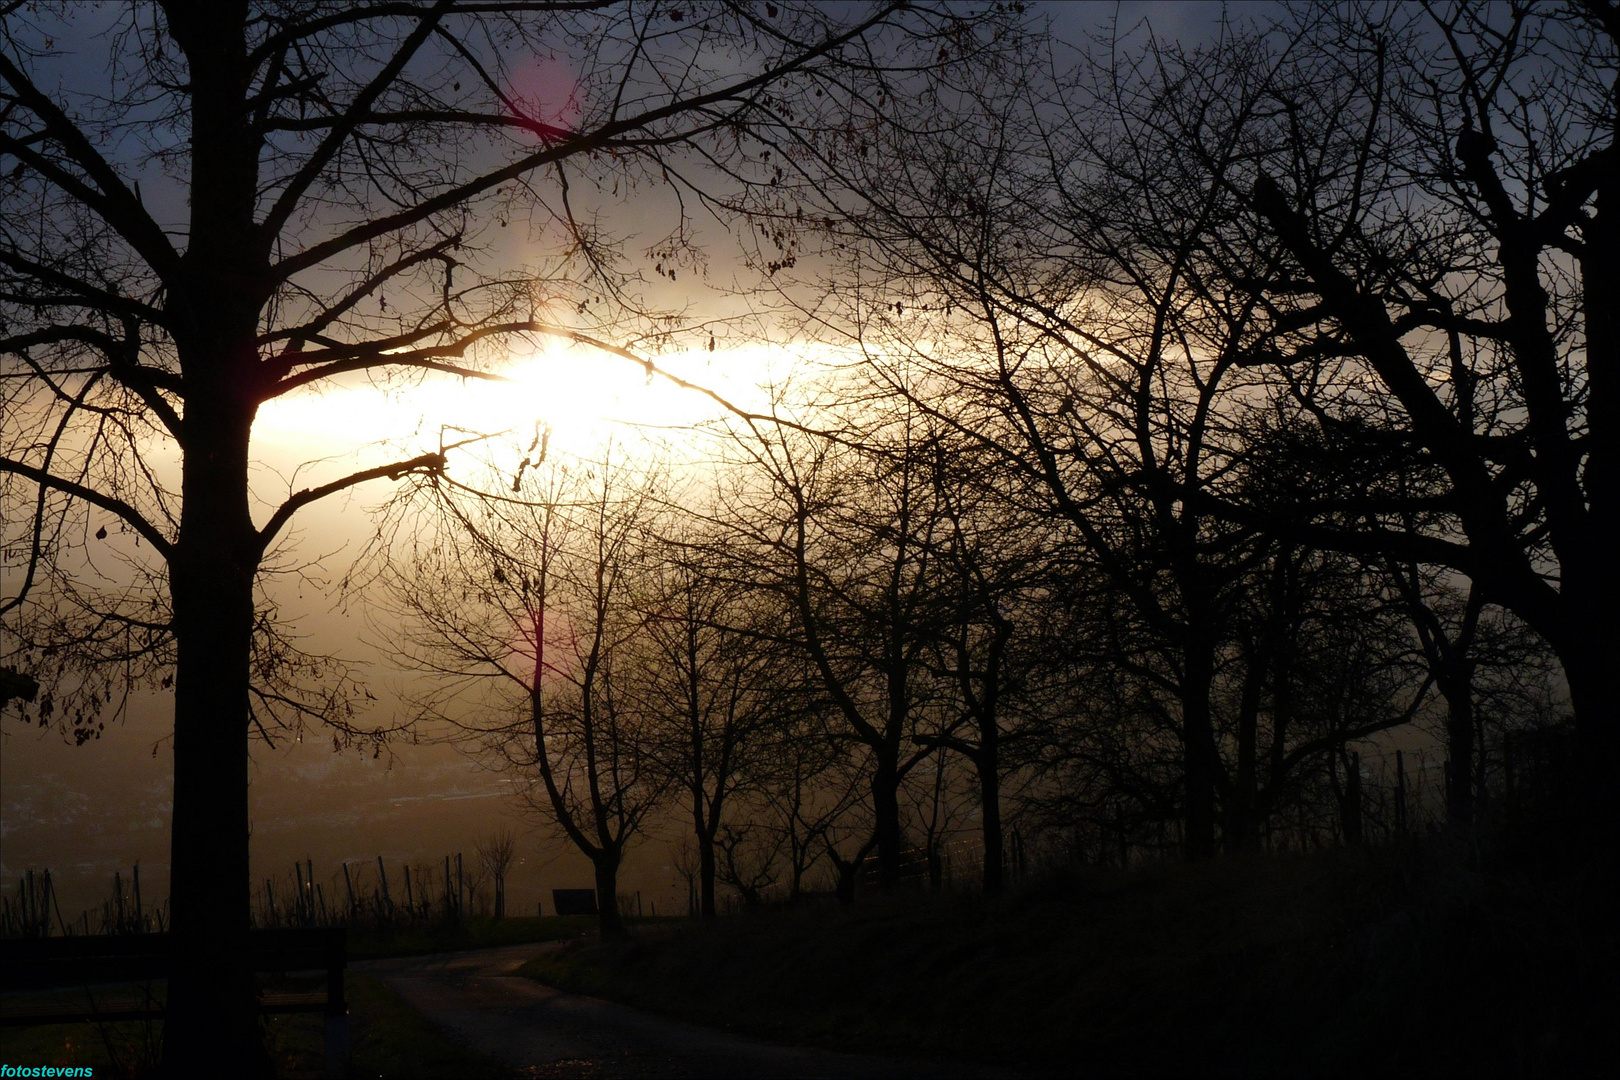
[256,452,447,556]
[0,456,174,559]
[267,4,907,285]
[0,51,182,278]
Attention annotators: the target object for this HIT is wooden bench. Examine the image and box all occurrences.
[1,928,347,1077]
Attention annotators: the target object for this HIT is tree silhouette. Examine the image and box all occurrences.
[388,447,669,941]
[0,3,1010,1067]
[636,525,791,920]
[476,831,517,920]
[768,1,1612,857]
[1237,2,1617,841]
[717,403,956,889]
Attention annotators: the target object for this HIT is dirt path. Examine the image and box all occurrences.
[356,943,1017,1079]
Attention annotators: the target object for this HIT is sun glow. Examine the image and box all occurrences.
[253,338,793,470]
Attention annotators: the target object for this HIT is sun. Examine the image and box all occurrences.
[251,337,809,480]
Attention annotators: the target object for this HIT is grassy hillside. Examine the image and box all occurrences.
[522,844,1617,1077]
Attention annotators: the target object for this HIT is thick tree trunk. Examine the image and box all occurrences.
[1227,655,1263,853]
[1562,625,1620,851]
[977,746,1004,896]
[594,853,626,940]
[1437,665,1476,828]
[1181,645,1219,860]
[1342,751,1364,846]
[165,621,257,1073]
[163,403,264,1075]
[871,750,903,888]
[161,8,270,1069]
[698,826,717,920]
[832,853,860,905]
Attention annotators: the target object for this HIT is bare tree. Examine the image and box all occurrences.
[390,447,668,940]
[1232,3,1617,839]
[915,431,1045,892]
[785,25,1299,857]
[715,400,958,888]
[757,705,855,900]
[634,522,790,919]
[0,3,1011,1063]
[715,821,782,908]
[763,4,1609,862]
[671,834,701,918]
[904,744,968,891]
[476,830,517,920]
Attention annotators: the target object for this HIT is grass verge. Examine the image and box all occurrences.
[0,1012,162,1078]
[520,844,1618,1077]
[3,915,591,1076]
[263,971,517,1077]
[343,972,510,1078]
[2,973,511,1079]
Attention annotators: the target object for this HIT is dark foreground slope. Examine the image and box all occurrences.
[522,844,1618,1077]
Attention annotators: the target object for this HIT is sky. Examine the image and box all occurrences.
[1,0,1288,922]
